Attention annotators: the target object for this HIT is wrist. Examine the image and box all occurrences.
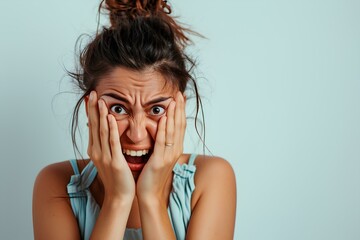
[138,194,166,210]
[103,194,134,209]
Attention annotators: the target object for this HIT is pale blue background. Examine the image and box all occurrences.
[1,0,359,239]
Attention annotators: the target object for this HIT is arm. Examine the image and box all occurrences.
[32,161,133,240]
[90,197,133,239]
[138,195,176,240]
[136,113,177,240]
[136,92,186,239]
[87,91,135,239]
[186,157,237,240]
[32,163,81,240]
[33,91,136,240]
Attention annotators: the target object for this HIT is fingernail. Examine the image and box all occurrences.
[89,91,94,100]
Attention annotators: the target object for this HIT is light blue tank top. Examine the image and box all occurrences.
[67,154,197,240]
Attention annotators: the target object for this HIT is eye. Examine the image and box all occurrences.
[110,104,127,115]
[149,106,165,116]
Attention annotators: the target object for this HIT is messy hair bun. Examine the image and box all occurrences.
[101,0,190,47]
[70,0,205,158]
[105,0,171,20]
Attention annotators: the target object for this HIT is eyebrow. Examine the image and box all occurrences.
[103,93,172,106]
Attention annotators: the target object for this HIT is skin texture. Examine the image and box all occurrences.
[32,67,237,239]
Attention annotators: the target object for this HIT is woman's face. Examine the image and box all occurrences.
[90,67,178,177]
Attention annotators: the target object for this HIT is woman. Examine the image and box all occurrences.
[32,0,236,239]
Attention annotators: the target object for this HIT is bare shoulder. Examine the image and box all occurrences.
[33,160,85,239]
[34,160,75,197]
[193,155,234,175]
[34,159,89,195]
[193,155,236,189]
[187,155,237,239]
[191,155,236,206]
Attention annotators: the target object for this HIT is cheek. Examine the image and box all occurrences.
[146,118,160,140]
[116,119,128,136]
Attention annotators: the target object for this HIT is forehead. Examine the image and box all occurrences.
[95,67,176,95]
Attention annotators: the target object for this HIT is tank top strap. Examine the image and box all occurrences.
[81,161,98,189]
[69,159,80,175]
[188,154,197,166]
[68,159,98,189]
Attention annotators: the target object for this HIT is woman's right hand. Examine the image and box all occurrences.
[87,90,135,203]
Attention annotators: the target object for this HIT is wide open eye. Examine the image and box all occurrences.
[149,106,165,116]
[110,104,127,115]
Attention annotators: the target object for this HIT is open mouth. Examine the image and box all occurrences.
[122,149,152,171]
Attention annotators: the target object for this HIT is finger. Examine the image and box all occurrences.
[180,93,187,141]
[87,95,93,156]
[174,92,185,144]
[108,114,123,160]
[165,101,176,147]
[98,99,111,160]
[88,91,101,156]
[153,116,167,157]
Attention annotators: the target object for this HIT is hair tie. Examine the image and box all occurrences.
[161,0,171,14]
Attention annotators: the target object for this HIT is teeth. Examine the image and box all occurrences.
[123,149,149,157]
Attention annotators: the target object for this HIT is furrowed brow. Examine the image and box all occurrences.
[103,93,130,104]
[103,93,172,106]
[144,97,172,106]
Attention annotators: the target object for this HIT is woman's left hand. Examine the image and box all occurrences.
[136,91,186,205]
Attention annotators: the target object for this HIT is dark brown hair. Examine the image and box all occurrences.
[68,0,205,158]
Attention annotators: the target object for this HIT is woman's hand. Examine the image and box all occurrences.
[136,92,186,205]
[87,91,135,203]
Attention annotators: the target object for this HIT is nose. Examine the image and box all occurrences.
[126,114,148,144]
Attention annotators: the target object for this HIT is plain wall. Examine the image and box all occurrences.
[1,0,359,239]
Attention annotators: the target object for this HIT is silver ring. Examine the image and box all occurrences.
[165,143,174,147]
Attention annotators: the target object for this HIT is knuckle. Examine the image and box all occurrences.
[109,137,116,146]
[91,149,102,161]
[91,152,100,162]
[102,154,110,162]
[152,162,164,171]
[157,138,165,145]
[167,128,174,135]
[110,160,121,170]
[166,135,174,141]
[99,127,108,138]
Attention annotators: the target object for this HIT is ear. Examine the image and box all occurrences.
[84,95,89,117]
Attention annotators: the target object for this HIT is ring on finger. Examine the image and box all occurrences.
[165,143,174,147]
